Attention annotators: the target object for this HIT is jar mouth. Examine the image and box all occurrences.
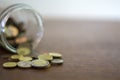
[0,4,44,53]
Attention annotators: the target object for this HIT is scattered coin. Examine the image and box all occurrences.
[31,59,50,68]
[17,61,31,68]
[51,59,64,64]
[19,56,32,61]
[49,52,62,58]
[38,54,53,61]
[11,55,21,59]
[3,62,17,68]
[2,52,63,69]
[17,47,31,55]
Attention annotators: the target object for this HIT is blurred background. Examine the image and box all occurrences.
[0,0,120,21]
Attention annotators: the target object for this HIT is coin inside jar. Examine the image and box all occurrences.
[15,36,28,44]
[6,25,19,37]
[5,27,13,37]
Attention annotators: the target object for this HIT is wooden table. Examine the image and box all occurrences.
[0,19,120,80]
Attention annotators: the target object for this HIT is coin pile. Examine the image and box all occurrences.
[2,17,64,69]
[3,52,64,69]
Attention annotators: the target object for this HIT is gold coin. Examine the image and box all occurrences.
[11,55,21,59]
[17,47,31,56]
[8,25,19,37]
[19,56,32,61]
[5,27,12,37]
[15,36,28,44]
[3,62,17,68]
[31,59,49,68]
[38,54,53,61]
[49,52,62,58]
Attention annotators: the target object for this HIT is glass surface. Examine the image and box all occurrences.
[0,4,43,53]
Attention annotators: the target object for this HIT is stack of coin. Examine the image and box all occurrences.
[49,53,64,65]
[38,52,64,65]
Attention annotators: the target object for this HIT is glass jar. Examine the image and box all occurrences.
[0,3,44,53]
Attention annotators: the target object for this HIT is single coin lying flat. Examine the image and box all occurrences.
[31,59,49,68]
[11,55,21,59]
[19,56,32,61]
[49,52,62,58]
[51,59,64,64]
[3,62,17,68]
[17,61,31,68]
[38,54,53,61]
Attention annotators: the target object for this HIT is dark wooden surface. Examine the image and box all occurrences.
[0,19,120,80]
